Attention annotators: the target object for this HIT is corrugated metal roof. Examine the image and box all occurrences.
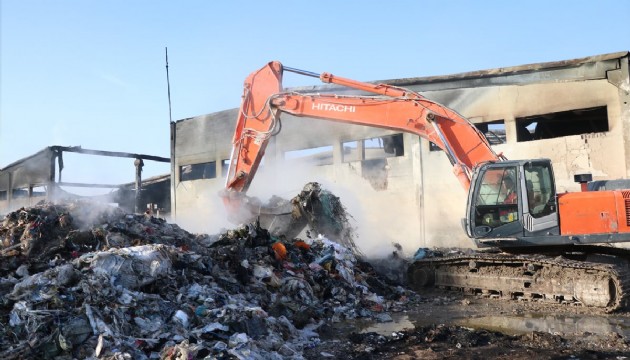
[0,147,54,172]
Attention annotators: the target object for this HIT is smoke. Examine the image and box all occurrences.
[172,151,424,258]
[173,158,325,235]
[172,119,423,258]
[320,175,421,259]
[246,159,326,202]
[250,156,422,258]
[54,200,124,231]
[171,181,233,235]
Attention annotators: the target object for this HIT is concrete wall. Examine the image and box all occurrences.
[417,61,630,248]
[171,52,630,256]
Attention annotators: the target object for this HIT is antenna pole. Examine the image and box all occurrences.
[165,47,173,123]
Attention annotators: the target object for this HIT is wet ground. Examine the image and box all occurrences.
[305,288,630,359]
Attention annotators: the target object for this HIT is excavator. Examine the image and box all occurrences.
[223,61,630,312]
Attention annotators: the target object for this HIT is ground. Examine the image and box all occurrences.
[304,288,630,359]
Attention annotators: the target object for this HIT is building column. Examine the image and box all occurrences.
[134,158,144,213]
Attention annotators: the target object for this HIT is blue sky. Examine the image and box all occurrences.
[1,0,629,187]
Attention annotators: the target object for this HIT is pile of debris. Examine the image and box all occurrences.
[0,200,410,359]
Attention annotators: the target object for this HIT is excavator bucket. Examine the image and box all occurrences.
[258,199,309,240]
[221,189,308,240]
[222,183,360,253]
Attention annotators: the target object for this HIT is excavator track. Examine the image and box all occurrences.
[408,251,630,313]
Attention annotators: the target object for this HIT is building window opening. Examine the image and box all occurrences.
[364,134,404,159]
[430,120,505,152]
[342,140,361,163]
[343,134,406,161]
[12,188,30,198]
[221,159,230,177]
[475,120,506,145]
[284,145,334,165]
[516,106,608,142]
[429,141,442,152]
[32,186,47,197]
[180,161,216,181]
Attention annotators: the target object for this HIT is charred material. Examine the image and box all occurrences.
[0,200,408,359]
[0,146,170,217]
[243,182,360,255]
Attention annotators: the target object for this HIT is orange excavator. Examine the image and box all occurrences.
[224,61,630,312]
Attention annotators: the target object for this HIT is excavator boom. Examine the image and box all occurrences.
[225,61,503,195]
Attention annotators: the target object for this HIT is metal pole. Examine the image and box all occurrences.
[48,150,56,201]
[7,172,12,211]
[166,47,173,123]
[134,158,144,213]
[170,121,177,221]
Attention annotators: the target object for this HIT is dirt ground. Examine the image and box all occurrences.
[304,288,630,359]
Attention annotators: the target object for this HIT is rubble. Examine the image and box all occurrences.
[0,200,410,359]
[305,324,630,359]
[240,182,362,256]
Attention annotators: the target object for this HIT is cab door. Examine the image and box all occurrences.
[521,161,559,236]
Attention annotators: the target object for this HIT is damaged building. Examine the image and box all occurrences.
[0,146,171,216]
[171,51,630,253]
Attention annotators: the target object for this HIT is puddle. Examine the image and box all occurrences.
[456,314,630,338]
[359,314,415,335]
[332,310,630,340]
[322,313,416,339]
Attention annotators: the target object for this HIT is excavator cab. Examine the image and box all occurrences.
[465,159,560,245]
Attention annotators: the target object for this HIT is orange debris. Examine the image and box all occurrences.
[272,242,287,261]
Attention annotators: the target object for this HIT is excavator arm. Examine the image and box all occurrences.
[225,61,502,195]
[222,61,505,240]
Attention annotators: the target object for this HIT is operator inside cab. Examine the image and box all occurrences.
[502,177,517,204]
[475,167,520,228]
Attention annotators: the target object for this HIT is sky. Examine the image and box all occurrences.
[1,0,630,188]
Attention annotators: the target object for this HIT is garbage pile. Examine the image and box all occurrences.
[235,182,361,256]
[0,200,410,359]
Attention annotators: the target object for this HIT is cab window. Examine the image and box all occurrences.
[475,167,519,228]
[524,163,556,218]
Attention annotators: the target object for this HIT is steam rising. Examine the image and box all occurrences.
[174,153,424,258]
